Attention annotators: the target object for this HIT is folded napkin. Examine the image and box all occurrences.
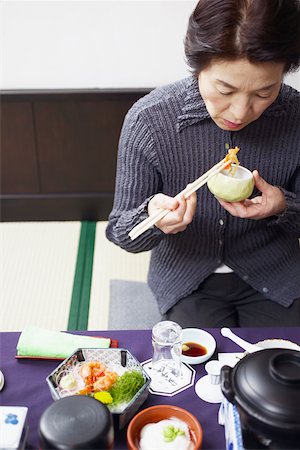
[219,399,244,450]
[16,326,111,359]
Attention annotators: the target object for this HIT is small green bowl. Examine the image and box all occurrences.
[207,165,254,202]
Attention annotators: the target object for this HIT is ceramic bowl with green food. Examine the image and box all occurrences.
[207,165,254,202]
[127,405,203,450]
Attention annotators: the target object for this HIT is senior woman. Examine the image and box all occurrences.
[106,0,300,327]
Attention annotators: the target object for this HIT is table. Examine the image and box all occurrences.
[1,327,299,449]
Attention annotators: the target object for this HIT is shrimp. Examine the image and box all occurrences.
[78,385,93,395]
[78,361,118,394]
[79,361,106,387]
[93,370,118,391]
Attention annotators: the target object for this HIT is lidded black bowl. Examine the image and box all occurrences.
[221,348,300,448]
[39,395,114,449]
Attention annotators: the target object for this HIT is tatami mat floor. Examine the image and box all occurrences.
[88,222,150,330]
[1,222,81,332]
[1,221,150,332]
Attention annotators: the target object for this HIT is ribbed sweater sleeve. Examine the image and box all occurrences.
[268,164,300,234]
[266,86,300,234]
[105,106,165,252]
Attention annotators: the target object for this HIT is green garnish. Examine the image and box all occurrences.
[109,370,144,405]
[163,425,185,442]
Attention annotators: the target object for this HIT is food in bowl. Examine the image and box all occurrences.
[127,405,202,450]
[181,328,216,365]
[55,358,144,410]
[207,164,254,202]
[182,342,207,358]
[46,348,151,429]
[140,418,192,450]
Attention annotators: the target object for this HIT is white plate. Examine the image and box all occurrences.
[0,370,4,391]
[195,375,223,403]
[181,328,216,365]
[256,338,300,351]
[218,339,300,369]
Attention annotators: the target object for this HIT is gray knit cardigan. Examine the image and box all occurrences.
[106,76,300,314]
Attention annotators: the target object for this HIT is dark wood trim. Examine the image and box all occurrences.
[0,88,153,93]
[0,89,152,101]
[1,193,114,222]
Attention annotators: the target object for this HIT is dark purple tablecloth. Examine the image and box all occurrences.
[1,327,299,449]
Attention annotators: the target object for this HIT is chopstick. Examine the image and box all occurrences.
[129,157,229,241]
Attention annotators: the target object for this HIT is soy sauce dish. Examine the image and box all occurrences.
[181,329,216,365]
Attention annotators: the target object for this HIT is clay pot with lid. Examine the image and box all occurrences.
[221,348,300,449]
[39,395,114,449]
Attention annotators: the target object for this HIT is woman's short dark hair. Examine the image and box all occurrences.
[185,0,300,75]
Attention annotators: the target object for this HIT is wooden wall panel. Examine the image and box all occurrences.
[0,90,150,221]
[1,100,39,194]
[34,97,131,193]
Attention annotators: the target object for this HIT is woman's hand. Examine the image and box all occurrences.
[147,188,197,234]
[217,170,286,220]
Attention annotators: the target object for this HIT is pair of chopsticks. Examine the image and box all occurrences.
[129,156,229,241]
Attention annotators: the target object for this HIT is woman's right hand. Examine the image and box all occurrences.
[147,189,197,234]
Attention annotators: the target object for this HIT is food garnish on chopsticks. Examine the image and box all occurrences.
[128,145,241,241]
[224,146,240,175]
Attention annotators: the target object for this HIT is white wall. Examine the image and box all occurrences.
[1,0,196,89]
[285,72,300,91]
[1,0,299,90]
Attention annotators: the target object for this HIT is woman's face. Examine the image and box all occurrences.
[198,58,284,131]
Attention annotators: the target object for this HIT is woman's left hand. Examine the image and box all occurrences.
[217,170,286,220]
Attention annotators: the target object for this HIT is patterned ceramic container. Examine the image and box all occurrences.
[46,348,151,429]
